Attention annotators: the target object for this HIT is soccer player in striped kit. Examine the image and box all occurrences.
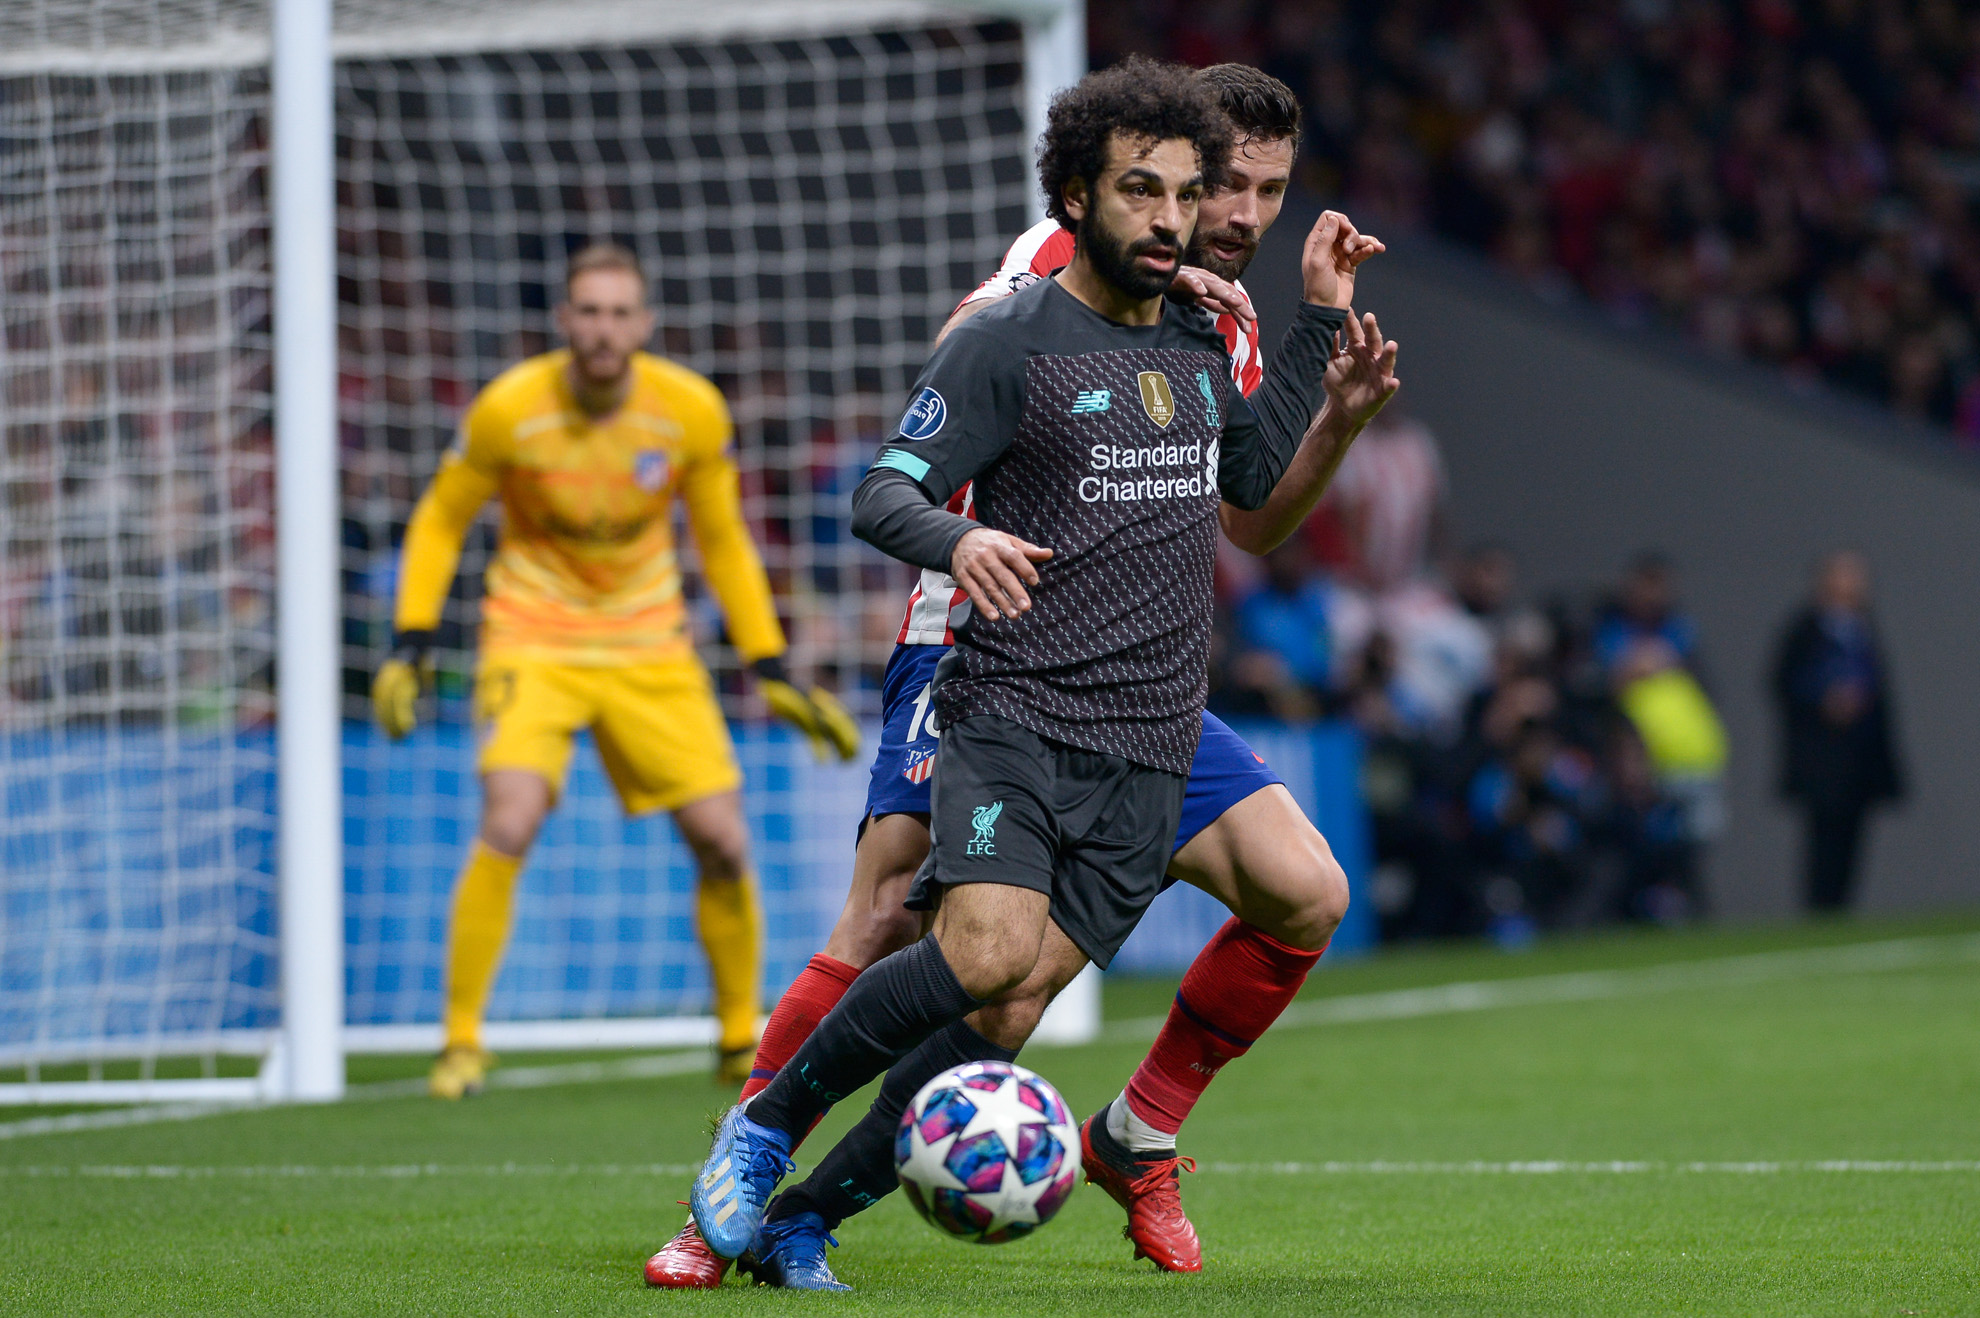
[647,63,1399,1287]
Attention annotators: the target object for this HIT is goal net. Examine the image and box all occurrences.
[1,4,279,1095]
[2,0,1062,1099]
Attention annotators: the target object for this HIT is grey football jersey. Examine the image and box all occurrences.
[854,276,1341,774]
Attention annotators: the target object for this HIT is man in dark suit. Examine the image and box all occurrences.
[1771,551,1904,912]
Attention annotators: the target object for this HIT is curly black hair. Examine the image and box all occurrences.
[1038,55,1235,230]
[1197,63,1302,155]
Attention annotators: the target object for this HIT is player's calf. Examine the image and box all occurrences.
[821,814,930,968]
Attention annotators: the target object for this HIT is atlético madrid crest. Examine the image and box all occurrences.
[634,449,670,492]
[901,747,937,784]
[1138,371,1175,428]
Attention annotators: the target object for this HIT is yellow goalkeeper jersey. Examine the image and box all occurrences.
[392,350,785,666]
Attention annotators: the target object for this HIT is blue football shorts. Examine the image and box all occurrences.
[863,643,1283,853]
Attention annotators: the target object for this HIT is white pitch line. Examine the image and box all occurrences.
[1101,932,1980,1042]
[0,1051,713,1142]
[5,931,1976,1144]
[4,1160,1975,1179]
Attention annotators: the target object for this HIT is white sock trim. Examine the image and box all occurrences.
[1107,1089,1178,1154]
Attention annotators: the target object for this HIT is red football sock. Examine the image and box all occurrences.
[739,953,860,1104]
[1123,918,1325,1138]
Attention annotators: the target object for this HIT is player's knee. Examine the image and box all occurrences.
[1283,840,1350,951]
[680,814,750,884]
[479,801,545,858]
[936,924,1040,1001]
[825,871,924,968]
[969,989,1049,1051]
[862,887,926,960]
[688,832,749,885]
[480,772,551,857]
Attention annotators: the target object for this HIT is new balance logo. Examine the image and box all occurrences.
[967,801,1002,855]
[1071,389,1112,414]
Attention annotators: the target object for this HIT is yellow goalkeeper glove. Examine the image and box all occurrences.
[752,658,861,762]
[371,630,436,741]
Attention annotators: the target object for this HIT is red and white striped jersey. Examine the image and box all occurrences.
[895,481,979,645]
[897,220,1265,646]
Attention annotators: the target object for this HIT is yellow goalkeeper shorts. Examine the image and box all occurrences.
[473,655,742,815]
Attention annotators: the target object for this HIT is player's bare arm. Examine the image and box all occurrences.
[1221,306,1400,554]
[1217,210,1389,553]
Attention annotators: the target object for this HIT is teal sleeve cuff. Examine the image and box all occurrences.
[874,448,931,482]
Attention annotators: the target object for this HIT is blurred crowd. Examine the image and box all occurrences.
[1092,0,1980,443]
[1210,412,1734,941]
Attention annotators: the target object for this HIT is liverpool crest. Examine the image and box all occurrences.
[967,800,1002,855]
[1137,371,1175,428]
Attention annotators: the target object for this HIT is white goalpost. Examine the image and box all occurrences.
[0,0,1089,1107]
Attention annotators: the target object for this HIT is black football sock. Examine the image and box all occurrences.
[769,1019,1019,1229]
[745,934,981,1140]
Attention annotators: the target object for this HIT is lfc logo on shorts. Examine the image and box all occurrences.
[967,800,1002,855]
[1137,371,1175,428]
[633,449,670,492]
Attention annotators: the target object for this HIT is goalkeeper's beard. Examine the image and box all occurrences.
[1077,208,1183,302]
[571,343,634,391]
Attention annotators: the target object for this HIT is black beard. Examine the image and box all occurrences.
[1077,209,1180,301]
[1184,225,1258,282]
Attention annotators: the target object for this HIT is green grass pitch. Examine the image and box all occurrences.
[4,914,1977,1316]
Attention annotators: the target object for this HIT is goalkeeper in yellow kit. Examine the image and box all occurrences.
[372,243,858,1099]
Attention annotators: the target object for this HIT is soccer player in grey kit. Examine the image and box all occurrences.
[687,59,1362,1287]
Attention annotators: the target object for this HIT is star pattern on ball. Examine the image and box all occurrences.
[898,1062,1081,1243]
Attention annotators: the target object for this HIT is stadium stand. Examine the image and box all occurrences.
[1091,0,1980,444]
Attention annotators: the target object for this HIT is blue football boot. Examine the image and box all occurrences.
[738,1211,851,1291]
[689,1106,795,1260]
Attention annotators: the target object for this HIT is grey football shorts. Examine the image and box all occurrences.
[905,714,1186,969]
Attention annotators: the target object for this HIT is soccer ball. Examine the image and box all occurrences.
[894,1060,1081,1244]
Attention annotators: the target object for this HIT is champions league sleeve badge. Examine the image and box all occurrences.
[899,386,948,441]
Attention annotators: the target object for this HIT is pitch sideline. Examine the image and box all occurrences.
[1100,931,1980,1041]
[4,930,1975,1143]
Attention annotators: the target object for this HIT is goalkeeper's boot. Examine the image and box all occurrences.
[689,1106,795,1260]
[427,1045,494,1100]
[736,1211,850,1292]
[642,1216,732,1289]
[1079,1110,1202,1273]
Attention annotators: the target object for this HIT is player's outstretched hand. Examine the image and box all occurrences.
[1301,210,1386,310]
[1324,308,1401,429]
[371,630,435,741]
[753,659,862,762]
[951,527,1053,622]
[1167,266,1256,327]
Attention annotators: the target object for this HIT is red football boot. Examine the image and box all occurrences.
[643,1215,732,1289]
[1078,1110,1202,1273]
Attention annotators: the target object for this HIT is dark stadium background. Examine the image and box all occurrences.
[1195,0,1980,923]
